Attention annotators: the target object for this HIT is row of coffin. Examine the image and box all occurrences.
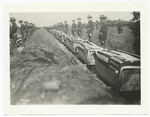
[49,30,140,92]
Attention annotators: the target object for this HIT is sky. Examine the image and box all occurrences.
[10,12,134,27]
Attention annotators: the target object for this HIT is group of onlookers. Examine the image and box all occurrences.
[49,12,140,56]
[9,17,36,56]
[9,12,140,57]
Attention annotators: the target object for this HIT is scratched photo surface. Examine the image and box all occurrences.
[9,12,141,105]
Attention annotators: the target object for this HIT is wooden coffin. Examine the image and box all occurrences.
[93,49,140,91]
[63,34,69,46]
[77,41,103,65]
[66,36,84,53]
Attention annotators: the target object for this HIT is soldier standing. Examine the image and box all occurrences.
[57,23,61,31]
[131,18,136,34]
[71,19,77,36]
[19,20,25,46]
[99,14,108,47]
[117,19,122,34]
[64,21,68,34]
[28,23,32,39]
[24,21,29,42]
[60,22,65,31]
[132,11,140,56]
[87,14,94,42]
[10,17,17,56]
[77,18,82,37]
[30,23,33,35]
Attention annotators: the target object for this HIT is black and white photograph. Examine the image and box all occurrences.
[4,3,148,115]
[9,11,141,105]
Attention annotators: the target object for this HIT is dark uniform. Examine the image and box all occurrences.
[10,17,17,55]
[60,23,65,31]
[20,23,25,35]
[64,22,68,34]
[20,22,25,46]
[87,20,94,42]
[131,19,136,34]
[117,21,122,34]
[99,15,108,47]
[57,23,60,31]
[131,12,140,56]
[71,20,77,36]
[99,22,107,47]
[28,23,32,39]
[133,19,140,55]
[24,21,29,42]
[10,23,17,39]
[77,19,82,37]
[30,23,33,35]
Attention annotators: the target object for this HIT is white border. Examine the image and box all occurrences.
[1,1,149,116]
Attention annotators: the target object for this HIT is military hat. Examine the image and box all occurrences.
[19,19,23,22]
[100,14,107,19]
[131,11,140,15]
[87,14,92,18]
[77,18,81,20]
[24,21,28,23]
[10,17,16,21]
[72,19,75,22]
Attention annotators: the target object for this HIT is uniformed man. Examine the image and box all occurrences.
[132,11,140,56]
[19,19,25,46]
[24,21,29,42]
[87,14,94,42]
[99,14,108,47]
[60,22,65,31]
[71,19,77,36]
[77,18,82,37]
[10,17,17,56]
[117,19,122,34]
[30,23,33,34]
[57,23,61,31]
[64,21,68,34]
[131,18,136,34]
[28,23,33,39]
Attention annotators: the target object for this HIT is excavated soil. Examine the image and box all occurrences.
[10,28,127,105]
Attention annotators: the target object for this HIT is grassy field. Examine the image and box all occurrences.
[68,25,135,53]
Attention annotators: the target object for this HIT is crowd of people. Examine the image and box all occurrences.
[48,12,140,55]
[9,12,140,57]
[9,17,37,56]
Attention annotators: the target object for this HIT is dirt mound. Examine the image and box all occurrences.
[10,28,127,105]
